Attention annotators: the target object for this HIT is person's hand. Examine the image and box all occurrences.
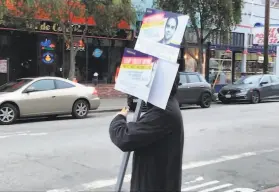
[117,107,129,117]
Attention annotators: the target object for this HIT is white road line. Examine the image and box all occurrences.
[223,188,256,192]
[47,148,279,191]
[198,183,233,192]
[184,176,204,184]
[0,132,48,139]
[181,180,220,191]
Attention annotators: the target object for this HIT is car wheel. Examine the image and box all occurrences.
[250,91,260,104]
[200,93,212,108]
[72,100,89,119]
[0,103,18,125]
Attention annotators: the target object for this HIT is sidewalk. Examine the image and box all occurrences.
[94,98,127,112]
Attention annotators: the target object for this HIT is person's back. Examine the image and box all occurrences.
[109,72,184,191]
[130,96,184,191]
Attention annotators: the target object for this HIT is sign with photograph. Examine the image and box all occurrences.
[135,8,189,63]
[115,48,157,102]
[115,48,179,109]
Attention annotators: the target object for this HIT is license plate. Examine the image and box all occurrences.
[133,99,138,102]
[225,94,231,98]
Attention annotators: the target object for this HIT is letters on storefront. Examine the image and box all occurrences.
[253,26,279,45]
[0,20,133,40]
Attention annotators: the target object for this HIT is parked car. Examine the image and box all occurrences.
[127,72,213,111]
[0,76,100,125]
[218,74,279,104]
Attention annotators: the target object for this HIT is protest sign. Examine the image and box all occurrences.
[148,60,179,109]
[115,48,157,102]
[135,8,189,63]
[115,48,179,109]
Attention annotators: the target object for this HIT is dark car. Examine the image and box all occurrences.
[218,74,279,104]
[127,72,213,111]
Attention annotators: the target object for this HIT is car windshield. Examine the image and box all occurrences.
[234,76,262,85]
[0,79,33,92]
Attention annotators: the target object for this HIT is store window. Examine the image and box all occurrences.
[209,50,232,85]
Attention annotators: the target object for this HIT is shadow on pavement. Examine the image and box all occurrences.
[15,114,98,125]
[215,100,279,105]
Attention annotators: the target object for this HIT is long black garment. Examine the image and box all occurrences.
[109,96,184,192]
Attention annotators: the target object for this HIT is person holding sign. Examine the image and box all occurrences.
[109,73,184,192]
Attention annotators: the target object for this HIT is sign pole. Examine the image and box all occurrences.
[114,99,143,192]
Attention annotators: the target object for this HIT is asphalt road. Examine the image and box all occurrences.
[0,102,279,192]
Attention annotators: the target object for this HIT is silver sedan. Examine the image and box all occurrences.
[0,76,100,125]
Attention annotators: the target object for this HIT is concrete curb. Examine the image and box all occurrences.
[90,108,122,113]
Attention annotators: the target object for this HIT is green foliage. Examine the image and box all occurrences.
[155,0,243,72]
[155,0,243,42]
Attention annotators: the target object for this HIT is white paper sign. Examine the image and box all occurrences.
[148,60,179,109]
[135,8,189,63]
[0,60,7,73]
[115,48,157,102]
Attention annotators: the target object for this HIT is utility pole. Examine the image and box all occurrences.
[263,0,270,74]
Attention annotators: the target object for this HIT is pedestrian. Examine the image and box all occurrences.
[109,73,184,192]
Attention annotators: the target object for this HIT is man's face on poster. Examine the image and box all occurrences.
[164,17,177,41]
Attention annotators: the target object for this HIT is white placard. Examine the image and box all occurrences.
[0,60,7,73]
[135,8,189,63]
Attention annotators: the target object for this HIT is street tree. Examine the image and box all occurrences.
[155,0,243,73]
[2,0,135,80]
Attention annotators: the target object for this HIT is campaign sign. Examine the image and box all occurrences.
[135,8,189,63]
[115,48,157,102]
[115,48,179,109]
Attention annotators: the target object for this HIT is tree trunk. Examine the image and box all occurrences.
[68,28,75,80]
[197,43,204,73]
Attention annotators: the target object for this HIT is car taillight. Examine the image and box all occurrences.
[93,88,98,96]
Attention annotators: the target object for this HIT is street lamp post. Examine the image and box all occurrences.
[263,0,270,74]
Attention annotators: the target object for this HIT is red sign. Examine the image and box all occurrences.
[253,27,279,45]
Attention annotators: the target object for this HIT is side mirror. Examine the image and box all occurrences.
[23,86,37,93]
[260,81,268,86]
[178,82,182,86]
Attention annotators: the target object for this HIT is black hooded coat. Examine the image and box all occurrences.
[109,85,184,192]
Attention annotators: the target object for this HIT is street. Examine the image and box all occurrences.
[0,102,279,192]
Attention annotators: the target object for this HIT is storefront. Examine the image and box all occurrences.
[0,20,134,85]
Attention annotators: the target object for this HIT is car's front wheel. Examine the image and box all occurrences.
[72,100,89,119]
[0,103,18,125]
[200,93,212,108]
[250,91,260,104]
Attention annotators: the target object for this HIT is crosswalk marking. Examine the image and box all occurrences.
[181,180,220,191]
[199,183,233,192]
[184,176,204,184]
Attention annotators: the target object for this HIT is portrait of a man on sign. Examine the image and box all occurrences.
[158,16,179,47]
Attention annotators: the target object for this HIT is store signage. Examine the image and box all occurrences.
[253,26,279,45]
[0,60,7,73]
[0,20,133,40]
[42,52,54,64]
[40,38,56,50]
[92,48,103,58]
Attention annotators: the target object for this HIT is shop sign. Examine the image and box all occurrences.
[253,26,279,45]
[40,38,56,50]
[0,20,134,40]
[92,48,103,58]
[0,60,7,73]
[42,52,54,64]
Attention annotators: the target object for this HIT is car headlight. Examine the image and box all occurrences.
[240,88,250,93]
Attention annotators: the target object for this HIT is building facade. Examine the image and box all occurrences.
[233,0,279,76]
[0,0,134,85]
